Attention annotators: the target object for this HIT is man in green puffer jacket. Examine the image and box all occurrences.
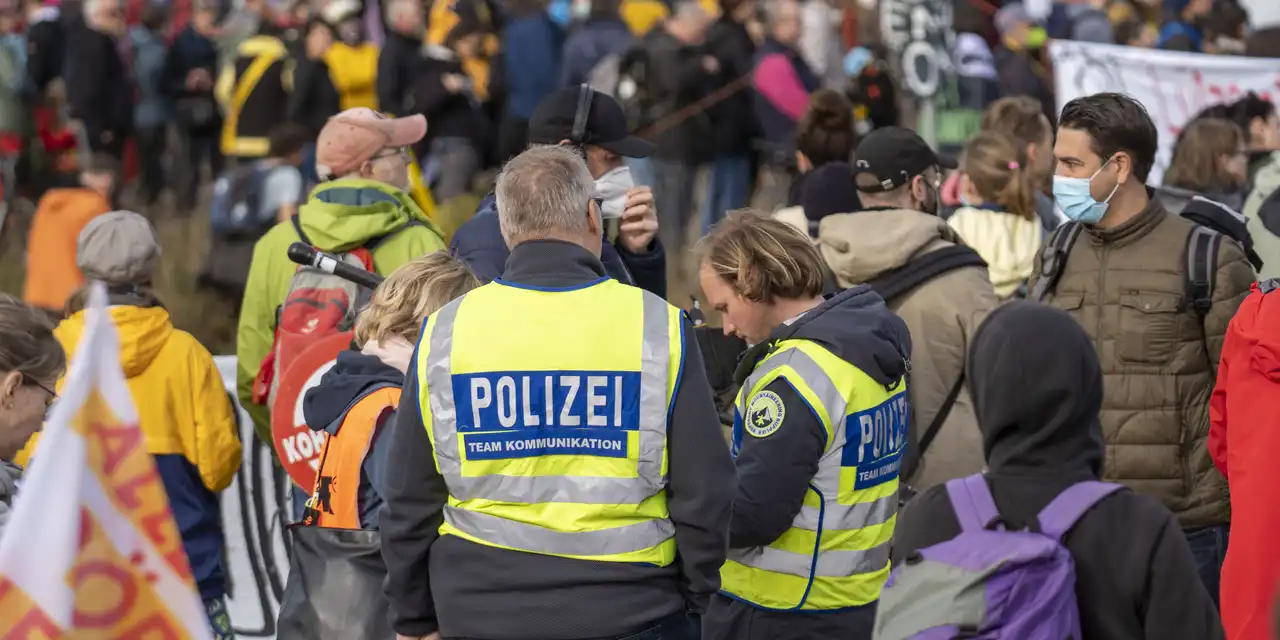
[236,108,446,448]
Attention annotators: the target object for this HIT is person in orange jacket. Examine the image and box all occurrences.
[1209,277,1280,640]
[21,154,119,317]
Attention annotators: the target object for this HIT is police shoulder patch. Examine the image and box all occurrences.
[745,390,786,438]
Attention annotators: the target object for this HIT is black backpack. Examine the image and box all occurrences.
[1030,199,1259,314]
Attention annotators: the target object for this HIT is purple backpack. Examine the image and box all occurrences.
[873,475,1123,640]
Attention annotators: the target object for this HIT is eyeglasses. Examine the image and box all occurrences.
[371,147,410,162]
[23,375,57,409]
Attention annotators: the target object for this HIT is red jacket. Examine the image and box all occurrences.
[1210,280,1280,640]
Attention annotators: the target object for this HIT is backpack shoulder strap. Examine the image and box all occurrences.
[945,474,1000,533]
[290,214,310,245]
[1184,224,1222,316]
[1031,222,1084,302]
[866,245,988,305]
[1035,481,1124,541]
[365,219,427,253]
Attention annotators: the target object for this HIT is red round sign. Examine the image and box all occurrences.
[271,332,354,489]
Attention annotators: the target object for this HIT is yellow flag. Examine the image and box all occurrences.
[0,282,212,638]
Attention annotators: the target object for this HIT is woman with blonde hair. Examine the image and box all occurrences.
[0,295,65,537]
[697,211,910,640]
[300,251,481,531]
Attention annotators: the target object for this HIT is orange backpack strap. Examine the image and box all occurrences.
[310,386,402,529]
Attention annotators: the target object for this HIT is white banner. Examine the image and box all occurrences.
[1050,40,1280,186]
[214,356,293,639]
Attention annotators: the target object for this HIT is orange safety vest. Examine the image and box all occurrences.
[309,386,402,529]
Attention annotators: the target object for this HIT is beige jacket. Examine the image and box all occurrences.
[1027,200,1254,527]
[818,208,1000,490]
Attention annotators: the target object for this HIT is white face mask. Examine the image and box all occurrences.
[594,165,633,219]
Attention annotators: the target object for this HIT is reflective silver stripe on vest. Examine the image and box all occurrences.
[741,348,849,431]
[727,541,891,578]
[734,344,898,577]
[792,492,898,532]
[426,289,673,505]
[444,504,675,555]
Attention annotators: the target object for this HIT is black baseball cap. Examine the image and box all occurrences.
[528,87,654,158]
[852,126,957,193]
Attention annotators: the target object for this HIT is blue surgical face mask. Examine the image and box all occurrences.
[547,0,572,27]
[1052,157,1119,224]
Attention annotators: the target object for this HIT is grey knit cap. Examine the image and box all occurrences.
[76,211,162,285]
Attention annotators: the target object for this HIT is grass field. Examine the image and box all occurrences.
[0,192,244,352]
[0,175,711,358]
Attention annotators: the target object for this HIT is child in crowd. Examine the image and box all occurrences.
[948,131,1041,299]
[57,211,242,639]
[299,251,479,531]
[22,153,119,318]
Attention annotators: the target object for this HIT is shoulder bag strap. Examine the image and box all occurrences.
[901,373,965,483]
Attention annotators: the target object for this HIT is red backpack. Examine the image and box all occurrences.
[252,215,422,407]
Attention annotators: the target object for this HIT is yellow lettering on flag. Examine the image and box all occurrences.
[0,282,212,639]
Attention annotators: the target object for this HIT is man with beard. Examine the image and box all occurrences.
[817,127,999,497]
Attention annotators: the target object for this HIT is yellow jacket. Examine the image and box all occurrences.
[51,305,242,492]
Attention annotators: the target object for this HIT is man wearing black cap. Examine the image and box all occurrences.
[817,126,999,497]
[450,86,667,298]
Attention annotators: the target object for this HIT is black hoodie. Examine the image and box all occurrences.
[301,349,404,530]
[704,286,911,640]
[890,302,1223,640]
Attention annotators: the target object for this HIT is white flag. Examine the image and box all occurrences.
[0,282,212,638]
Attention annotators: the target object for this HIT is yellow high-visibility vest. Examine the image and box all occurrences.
[417,277,683,564]
[721,339,906,610]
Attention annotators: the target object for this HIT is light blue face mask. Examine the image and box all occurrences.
[547,0,572,27]
[1052,156,1119,224]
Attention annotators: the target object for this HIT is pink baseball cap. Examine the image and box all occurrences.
[315,108,428,179]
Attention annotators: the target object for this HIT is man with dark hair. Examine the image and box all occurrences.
[1028,92,1255,607]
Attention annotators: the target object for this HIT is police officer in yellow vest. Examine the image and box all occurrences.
[695,213,912,640]
[380,145,735,640]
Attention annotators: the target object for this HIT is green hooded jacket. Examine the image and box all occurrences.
[235,178,447,446]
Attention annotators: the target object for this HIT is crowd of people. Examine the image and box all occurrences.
[1,0,1280,638]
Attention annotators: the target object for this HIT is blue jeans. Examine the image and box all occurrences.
[617,612,700,640]
[1184,523,1228,608]
[702,155,751,234]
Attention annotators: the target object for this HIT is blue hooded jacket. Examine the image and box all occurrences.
[451,193,668,298]
[301,350,404,530]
